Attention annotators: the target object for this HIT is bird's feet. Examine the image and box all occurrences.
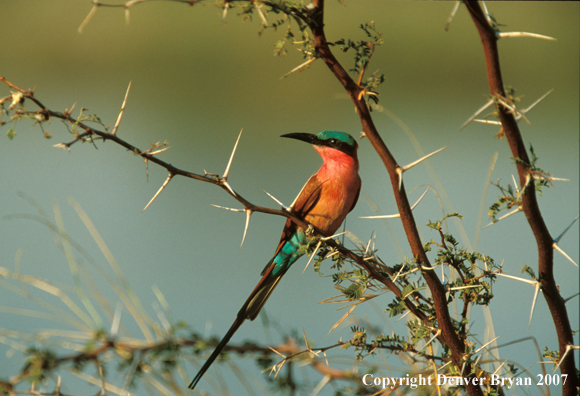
[305,224,315,236]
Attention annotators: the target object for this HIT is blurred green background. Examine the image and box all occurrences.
[1,1,578,395]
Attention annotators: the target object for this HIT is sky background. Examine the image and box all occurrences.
[1,1,578,395]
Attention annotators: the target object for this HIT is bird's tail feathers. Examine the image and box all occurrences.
[188,315,245,390]
[189,270,282,389]
[244,274,282,321]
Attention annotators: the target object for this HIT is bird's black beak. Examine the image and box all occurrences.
[280,133,318,145]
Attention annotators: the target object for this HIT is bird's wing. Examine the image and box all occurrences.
[260,175,326,276]
[280,174,327,242]
[349,184,361,213]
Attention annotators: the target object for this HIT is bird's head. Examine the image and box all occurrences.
[281,131,358,160]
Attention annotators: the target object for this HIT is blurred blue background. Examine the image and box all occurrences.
[1,1,578,395]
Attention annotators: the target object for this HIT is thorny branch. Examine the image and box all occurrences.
[0,77,300,225]
[302,2,484,395]
[0,334,364,394]
[464,3,577,396]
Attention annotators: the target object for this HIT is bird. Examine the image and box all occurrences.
[189,130,361,390]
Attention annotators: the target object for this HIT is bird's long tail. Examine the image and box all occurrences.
[188,314,244,389]
[188,270,284,390]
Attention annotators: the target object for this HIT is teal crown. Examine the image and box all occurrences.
[317,130,357,148]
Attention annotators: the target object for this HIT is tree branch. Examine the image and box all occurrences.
[463,3,577,395]
[304,4,484,396]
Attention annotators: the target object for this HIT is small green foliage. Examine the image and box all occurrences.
[22,347,58,385]
[506,363,519,376]
[487,12,507,33]
[232,0,314,59]
[330,22,385,103]
[521,265,537,280]
[386,296,407,317]
[488,178,521,222]
[520,144,557,194]
[407,320,431,344]
[343,281,366,300]
[256,356,274,370]
[342,326,417,362]
[426,215,498,309]
[490,145,558,222]
[313,239,347,275]
[149,339,180,372]
[427,212,463,231]
[6,128,15,140]
[331,22,383,75]
[542,346,559,365]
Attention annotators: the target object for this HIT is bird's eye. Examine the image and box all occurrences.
[329,139,337,145]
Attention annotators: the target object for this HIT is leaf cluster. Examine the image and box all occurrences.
[426,214,498,307]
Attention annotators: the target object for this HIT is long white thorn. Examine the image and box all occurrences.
[460,99,494,130]
[153,302,172,333]
[553,243,578,268]
[554,345,579,372]
[222,2,229,21]
[149,147,170,156]
[495,273,538,287]
[395,167,404,191]
[281,57,317,79]
[110,302,122,338]
[395,309,411,322]
[444,1,461,32]
[111,81,132,136]
[223,128,243,180]
[448,285,483,291]
[142,173,173,212]
[310,375,332,396]
[321,231,348,241]
[411,187,430,210]
[255,1,268,26]
[493,360,508,376]
[498,32,557,41]
[523,89,554,114]
[222,180,236,197]
[400,146,448,173]
[359,213,400,219]
[364,231,374,255]
[481,1,492,26]
[554,215,579,243]
[240,209,252,248]
[264,190,290,211]
[486,90,554,127]
[511,174,519,190]
[564,293,579,303]
[303,240,322,274]
[474,335,501,354]
[210,204,244,212]
[360,186,429,219]
[473,119,501,126]
[78,4,98,33]
[420,330,441,352]
[483,206,523,229]
[532,175,570,182]
[528,282,541,328]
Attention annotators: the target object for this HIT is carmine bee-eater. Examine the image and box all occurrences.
[189,131,361,390]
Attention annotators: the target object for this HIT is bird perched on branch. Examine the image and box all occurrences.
[189,131,361,390]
